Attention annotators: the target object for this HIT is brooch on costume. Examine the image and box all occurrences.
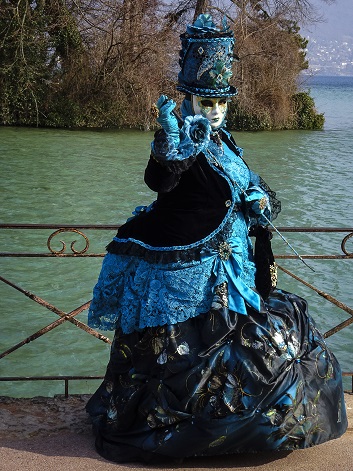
[218,241,232,261]
[258,196,268,211]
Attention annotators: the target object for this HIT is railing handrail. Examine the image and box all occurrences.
[1,223,352,258]
[1,223,353,231]
[0,223,121,230]
[0,376,105,398]
[1,224,352,396]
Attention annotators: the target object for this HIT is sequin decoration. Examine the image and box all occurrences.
[270,263,278,288]
[259,196,268,211]
[218,241,232,261]
[214,282,229,308]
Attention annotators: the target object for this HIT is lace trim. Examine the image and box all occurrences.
[89,206,256,333]
[258,175,281,221]
[151,129,197,174]
[107,203,240,264]
[89,139,264,333]
[107,239,202,264]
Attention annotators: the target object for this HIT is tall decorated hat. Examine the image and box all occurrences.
[177,14,238,97]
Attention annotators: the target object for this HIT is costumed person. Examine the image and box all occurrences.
[86,14,347,463]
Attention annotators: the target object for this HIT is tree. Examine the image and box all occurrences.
[0,0,86,126]
[0,0,327,129]
[0,0,178,128]
[80,0,179,129]
[0,1,46,125]
[197,0,322,129]
[158,0,325,130]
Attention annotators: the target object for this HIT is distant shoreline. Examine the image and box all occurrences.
[299,74,353,87]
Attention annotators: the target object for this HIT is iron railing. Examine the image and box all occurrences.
[1,223,353,396]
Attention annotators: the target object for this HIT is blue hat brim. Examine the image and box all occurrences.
[177,84,238,98]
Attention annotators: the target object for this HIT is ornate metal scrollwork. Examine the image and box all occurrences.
[47,228,90,255]
[341,232,353,256]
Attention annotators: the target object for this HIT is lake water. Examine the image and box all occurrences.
[1,75,353,397]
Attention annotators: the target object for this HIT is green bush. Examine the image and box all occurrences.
[225,92,324,131]
[291,92,324,130]
[226,102,272,131]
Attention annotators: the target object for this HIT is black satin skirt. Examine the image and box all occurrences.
[86,288,347,463]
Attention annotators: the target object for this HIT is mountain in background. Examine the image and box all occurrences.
[301,0,353,75]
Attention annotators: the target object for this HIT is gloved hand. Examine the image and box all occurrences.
[245,187,270,216]
[155,95,180,147]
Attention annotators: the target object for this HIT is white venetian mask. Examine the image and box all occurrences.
[192,95,229,129]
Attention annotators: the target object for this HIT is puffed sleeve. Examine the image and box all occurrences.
[144,153,182,193]
[249,171,281,221]
[243,171,281,228]
[244,184,271,227]
[145,115,212,193]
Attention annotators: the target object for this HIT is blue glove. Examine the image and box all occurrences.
[156,95,180,147]
[245,187,270,216]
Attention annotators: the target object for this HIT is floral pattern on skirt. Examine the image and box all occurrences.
[86,288,347,463]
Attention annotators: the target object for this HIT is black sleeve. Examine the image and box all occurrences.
[144,129,197,193]
[144,157,181,193]
[249,225,277,299]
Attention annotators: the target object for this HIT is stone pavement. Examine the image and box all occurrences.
[0,394,352,471]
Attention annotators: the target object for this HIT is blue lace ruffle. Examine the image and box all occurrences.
[88,244,256,334]
[89,253,217,333]
[88,210,257,333]
[88,138,267,333]
[151,115,211,163]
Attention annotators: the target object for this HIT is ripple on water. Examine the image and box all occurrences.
[1,82,353,395]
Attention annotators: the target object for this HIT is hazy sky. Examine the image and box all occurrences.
[301,0,353,41]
